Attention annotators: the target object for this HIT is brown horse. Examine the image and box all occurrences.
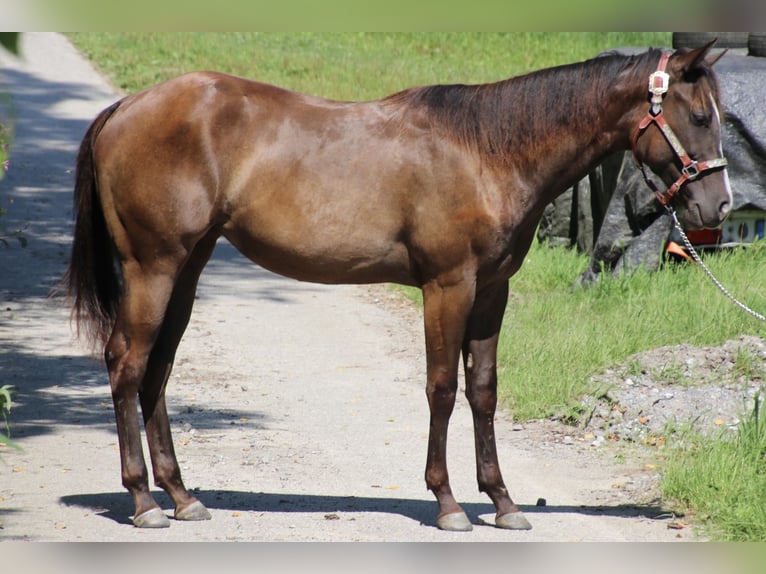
[66,42,731,531]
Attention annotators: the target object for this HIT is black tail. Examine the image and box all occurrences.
[64,100,123,347]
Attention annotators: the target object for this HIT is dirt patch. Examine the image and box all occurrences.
[578,335,765,446]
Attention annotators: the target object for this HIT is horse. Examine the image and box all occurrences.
[65,41,731,532]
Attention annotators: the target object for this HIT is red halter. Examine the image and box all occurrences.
[631,52,728,207]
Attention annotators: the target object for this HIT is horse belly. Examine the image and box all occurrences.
[219,127,423,285]
[222,208,414,286]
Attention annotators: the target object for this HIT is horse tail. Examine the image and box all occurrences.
[65,100,123,348]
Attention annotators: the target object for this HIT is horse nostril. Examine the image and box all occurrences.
[720,201,731,219]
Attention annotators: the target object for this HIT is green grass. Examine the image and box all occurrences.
[499,242,766,541]
[500,242,766,421]
[0,384,20,454]
[67,32,766,540]
[69,32,671,98]
[662,392,766,541]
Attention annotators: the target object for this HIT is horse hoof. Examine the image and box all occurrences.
[436,512,473,532]
[133,508,171,528]
[495,511,532,530]
[175,500,212,521]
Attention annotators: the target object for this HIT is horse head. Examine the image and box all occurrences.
[631,40,732,230]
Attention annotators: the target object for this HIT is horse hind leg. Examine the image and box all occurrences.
[106,232,216,528]
[138,230,220,524]
[105,259,179,528]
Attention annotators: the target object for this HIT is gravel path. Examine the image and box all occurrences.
[0,33,694,542]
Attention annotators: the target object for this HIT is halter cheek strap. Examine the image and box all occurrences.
[631,52,728,207]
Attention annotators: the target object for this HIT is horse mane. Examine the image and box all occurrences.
[384,48,711,167]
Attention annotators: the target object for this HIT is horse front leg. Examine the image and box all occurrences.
[463,282,531,530]
[421,276,475,531]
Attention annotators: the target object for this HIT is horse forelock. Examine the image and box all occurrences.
[690,62,722,110]
[384,48,666,167]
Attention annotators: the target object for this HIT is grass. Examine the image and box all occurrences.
[733,347,766,384]
[662,391,766,541]
[500,241,766,421]
[66,32,766,539]
[500,242,766,542]
[0,384,20,454]
[68,32,671,98]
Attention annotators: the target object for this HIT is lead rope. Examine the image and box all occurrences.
[668,208,766,322]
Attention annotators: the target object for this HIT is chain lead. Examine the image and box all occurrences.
[669,209,766,322]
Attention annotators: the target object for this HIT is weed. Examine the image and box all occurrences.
[732,348,766,385]
[0,384,21,453]
[624,358,646,380]
[651,361,694,387]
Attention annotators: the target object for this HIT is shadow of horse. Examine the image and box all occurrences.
[60,490,667,529]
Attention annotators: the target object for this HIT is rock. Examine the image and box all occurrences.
[575,336,766,442]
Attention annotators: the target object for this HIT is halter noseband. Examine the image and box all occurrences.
[631,52,728,207]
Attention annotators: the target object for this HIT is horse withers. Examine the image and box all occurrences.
[66,41,730,531]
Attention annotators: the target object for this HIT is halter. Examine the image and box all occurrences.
[631,52,728,207]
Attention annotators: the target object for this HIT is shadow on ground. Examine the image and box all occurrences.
[58,489,667,531]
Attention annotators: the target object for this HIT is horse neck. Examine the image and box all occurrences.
[393,50,661,210]
[490,54,653,203]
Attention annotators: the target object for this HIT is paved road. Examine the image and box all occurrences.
[1,33,688,544]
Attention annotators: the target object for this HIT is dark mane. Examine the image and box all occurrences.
[384,49,669,165]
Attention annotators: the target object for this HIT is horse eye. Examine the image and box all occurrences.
[691,111,710,127]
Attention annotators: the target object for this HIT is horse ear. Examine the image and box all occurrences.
[705,47,727,68]
[671,38,722,75]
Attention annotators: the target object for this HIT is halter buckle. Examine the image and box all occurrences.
[682,161,700,180]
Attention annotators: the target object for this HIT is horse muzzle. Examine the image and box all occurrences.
[678,169,733,230]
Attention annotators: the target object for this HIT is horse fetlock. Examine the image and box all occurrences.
[477,471,505,495]
[424,471,449,493]
[121,466,149,489]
